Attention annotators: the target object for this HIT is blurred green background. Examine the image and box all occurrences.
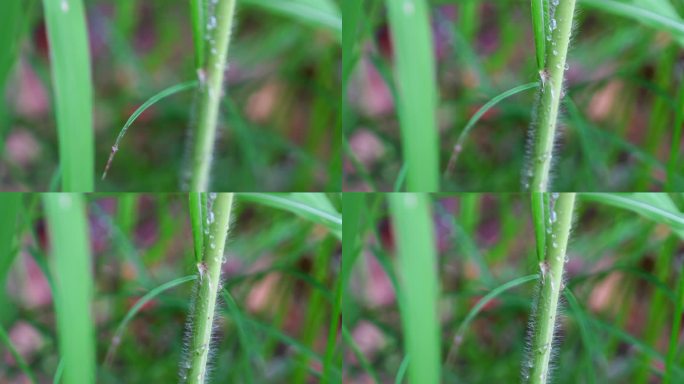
[344,193,684,383]
[343,0,684,191]
[0,193,341,383]
[0,0,341,192]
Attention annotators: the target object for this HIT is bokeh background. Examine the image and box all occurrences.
[343,1,684,191]
[344,193,684,383]
[1,1,341,191]
[1,193,341,383]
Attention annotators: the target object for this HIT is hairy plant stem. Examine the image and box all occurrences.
[189,0,236,191]
[184,193,234,383]
[526,193,575,384]
[529,0,576,191]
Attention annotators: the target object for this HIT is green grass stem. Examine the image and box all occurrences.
[189,0,236,191]
[525,193,576,384]
[182,193,234,383]
[528,0,577,191]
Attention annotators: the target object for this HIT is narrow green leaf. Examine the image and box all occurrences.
[188,193,204,264]
[190,0,206,71]
[104,275,197,366]
[0,322,36,384]
[102,80,199,180]
[531,192,546,264]
[43,194,95,384]
[445,82,540,176]
[448,274,539,363]
[42,0,94,192]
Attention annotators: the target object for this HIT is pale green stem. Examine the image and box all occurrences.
[189,0,236,191]
[529,0,576,192]
[526,193,575,384]
[184,193,234,383]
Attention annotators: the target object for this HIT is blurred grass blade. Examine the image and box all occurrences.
[445,82,539,176]
[188,193,204,264]
[581,193,684,238]
[581,0,684,45]
[241,0,341,39]
[54,359,64,384]
[0,323,37,384]
[104,275,197,366]
[341,193,363,319]
[0,194,21,325]
[531,192,546,264]
[666,267,684,383]
[386,0,439,191]
[342,325,380,383]
[0,0,23,90]
[43,194,95,384]
[342,0,363,85]
[102,80,198,180]
[394,163,408,192]
[42,0,94,192]
[389,193,441,383]
[190,0,206,71]
[395,356,410,384]
[288,193,337,214]
[531,0,546,71]
[240,193,341,238]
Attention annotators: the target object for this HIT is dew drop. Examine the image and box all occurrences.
[550,210,557,223]
[208,16,217,30]
[61,0,69,12]
[550,19,557,31]
[552,49,558,56]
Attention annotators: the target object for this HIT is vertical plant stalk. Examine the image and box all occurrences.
[189,0,236,191]
[527,0,576,191]
[42,0,94,192]
[43,194,95,384]
[524,193,576,384]
[182,193,234,383]
[385,0,439,192]
[389,193,441,384]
